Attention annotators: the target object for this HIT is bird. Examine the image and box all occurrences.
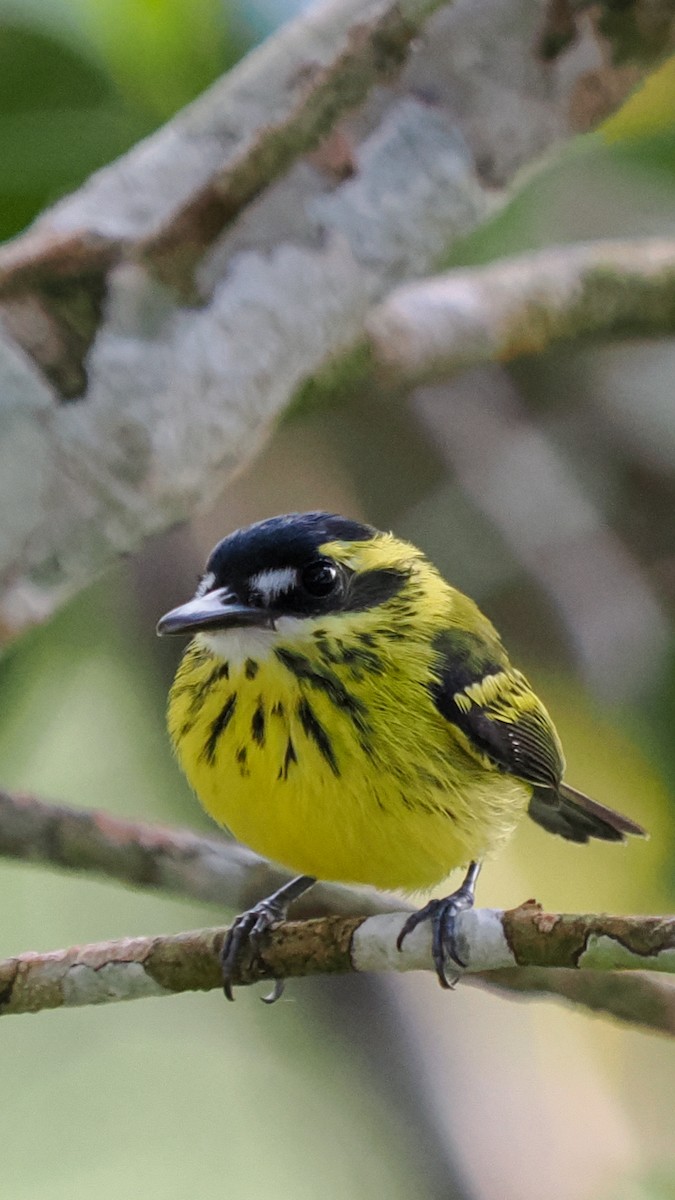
[157,511,646,1000]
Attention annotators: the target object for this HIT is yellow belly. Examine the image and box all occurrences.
[168,640,531,893]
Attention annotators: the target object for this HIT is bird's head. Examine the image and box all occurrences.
[157,511,433,658]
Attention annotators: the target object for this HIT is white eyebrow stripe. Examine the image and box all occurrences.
[195,570,216,597]
[250,567,298,603]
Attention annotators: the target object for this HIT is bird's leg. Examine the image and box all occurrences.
[396,860,482,989]
[221,874,316,1003]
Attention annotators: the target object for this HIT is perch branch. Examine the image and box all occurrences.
[1,786,672,1031]
[1,906,674,1023]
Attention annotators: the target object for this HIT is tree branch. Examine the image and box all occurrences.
[365,238,675,383]
[479,967,675,1037]
[2,906,674,1024]
[2,785,673,1031]
[136,0,444,295]
[0,787,405,919]
[0,0,673,644]
[0,0,442,307]
[411,365,669,700]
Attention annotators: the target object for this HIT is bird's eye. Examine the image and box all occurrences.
[300,560,339,597]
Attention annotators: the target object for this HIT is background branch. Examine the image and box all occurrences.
[480,967,675,1038]
[365,238,675,384]
[0,0,672,644]
[0,0,442,307]
[411,366,670,699]
[0,787,404,918]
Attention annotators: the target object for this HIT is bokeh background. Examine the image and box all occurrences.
[0,3,674,1198]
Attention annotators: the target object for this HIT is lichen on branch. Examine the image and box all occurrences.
[1,906,673,1025]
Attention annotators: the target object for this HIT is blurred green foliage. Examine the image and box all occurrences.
[0,0,245,240]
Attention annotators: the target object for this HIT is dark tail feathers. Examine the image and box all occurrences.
[528,782,647,844]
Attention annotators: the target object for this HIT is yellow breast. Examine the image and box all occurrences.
[167,630,531,893]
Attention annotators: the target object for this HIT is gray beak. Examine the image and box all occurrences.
[156,587,275,636]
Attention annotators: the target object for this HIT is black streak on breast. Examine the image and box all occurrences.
[275,647,368,729]
[279,737,297,781]
[251,700,266,746]
[297,698,340,776]
[202,694,237,764]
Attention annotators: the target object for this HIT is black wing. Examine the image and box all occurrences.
[429,628,564,789]
[430,628,646,843]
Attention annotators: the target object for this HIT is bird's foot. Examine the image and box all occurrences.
[221,898,285,1003]
[221,874,316,1003]
[396,861,481,989]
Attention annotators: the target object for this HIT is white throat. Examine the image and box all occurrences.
[199,615,307,668]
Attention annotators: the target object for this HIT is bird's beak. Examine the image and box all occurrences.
[156,588,275,636]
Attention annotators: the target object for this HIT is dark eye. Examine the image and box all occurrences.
[300,560,339,597]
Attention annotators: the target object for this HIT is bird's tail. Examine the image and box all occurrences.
[528,782,647,844]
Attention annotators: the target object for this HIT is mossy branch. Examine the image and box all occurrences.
[0,0,673,643]
[1,907,674,1032]
[364,238,675,384]
[0,787,674,1033]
